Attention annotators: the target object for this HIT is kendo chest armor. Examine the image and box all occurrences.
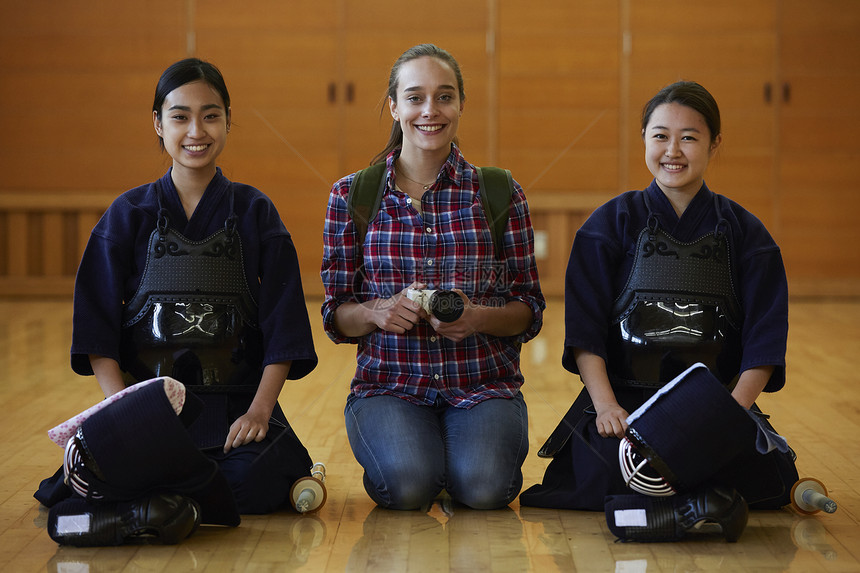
[607,197,743,388]
[120,192,262,390]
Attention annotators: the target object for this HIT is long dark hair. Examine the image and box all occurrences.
[152,58,231,149]
[641,81,721,143]
[370,44,465,165]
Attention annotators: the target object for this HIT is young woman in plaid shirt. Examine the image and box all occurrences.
[321,44,545,510]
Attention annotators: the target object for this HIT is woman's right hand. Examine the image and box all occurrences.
[333,282,426,337]
[368,284,425,333]
[594,403,630,439]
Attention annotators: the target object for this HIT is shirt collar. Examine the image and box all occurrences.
[385,144,463,189]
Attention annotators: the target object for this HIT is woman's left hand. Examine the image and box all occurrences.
[427,293,533,341]
[425,289,476,342]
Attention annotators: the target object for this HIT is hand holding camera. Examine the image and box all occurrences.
[405,288,465,323]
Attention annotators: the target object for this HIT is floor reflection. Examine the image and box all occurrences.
[41,510,328,572]
[518,504,851,572]
[346,495,528,572]
[790,517,837,561]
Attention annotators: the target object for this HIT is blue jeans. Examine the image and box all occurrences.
[344,393,529,510]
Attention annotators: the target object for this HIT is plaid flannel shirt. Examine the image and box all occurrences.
[321,146,544,408]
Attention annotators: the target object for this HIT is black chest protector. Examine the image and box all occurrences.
[607,195,743,388]
[120,189,261,391]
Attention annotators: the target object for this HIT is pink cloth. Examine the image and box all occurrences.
[48,377,186,447]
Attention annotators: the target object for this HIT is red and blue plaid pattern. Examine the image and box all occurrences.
[321,146,544,408]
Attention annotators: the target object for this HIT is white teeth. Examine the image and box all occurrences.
[185,145,208,152]
[417,125,442,132]
[663,164,684,171]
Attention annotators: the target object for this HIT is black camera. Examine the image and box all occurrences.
[406,288,464,322]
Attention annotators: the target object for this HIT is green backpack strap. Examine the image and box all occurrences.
[347,162,387,250]
[347,163,514,259]
[476,166,514,259]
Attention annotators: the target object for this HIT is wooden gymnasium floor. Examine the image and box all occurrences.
[1,297,859,572]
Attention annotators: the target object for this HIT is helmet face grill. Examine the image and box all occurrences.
[63,428,104,501]
[619,437,675,497]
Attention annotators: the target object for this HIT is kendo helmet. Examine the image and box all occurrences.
[618,363,759,496]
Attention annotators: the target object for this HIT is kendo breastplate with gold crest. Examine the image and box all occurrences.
[606,194,743,389]
[120,187,262,391]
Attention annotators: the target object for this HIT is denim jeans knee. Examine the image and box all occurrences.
[344,393,528,510]
[345,395,445,509]
[444,393,529,509]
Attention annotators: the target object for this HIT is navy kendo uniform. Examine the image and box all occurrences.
[520,181,798,541]
[36,169,318,544]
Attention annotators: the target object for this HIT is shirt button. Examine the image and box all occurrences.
[434,374,440,380]
[426,259,434,266]
[406,197,413,204]
[430,336,437,342]
[425,226,432,233]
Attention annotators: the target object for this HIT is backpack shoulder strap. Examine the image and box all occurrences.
[348,163,514,258]
[347,162,387,249]
[476,166,515,259]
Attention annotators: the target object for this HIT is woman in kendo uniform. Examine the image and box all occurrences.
[520,81,798,540]
[57,58,318,516]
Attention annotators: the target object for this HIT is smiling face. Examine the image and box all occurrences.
[388,56,463,161]
[643,102,721,198]
[153,80,230,177]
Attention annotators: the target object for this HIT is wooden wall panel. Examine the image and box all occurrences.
[502,149,619,193]
[777,0,860,289]
[527,192,614,295]
[6,213,28,277]
[497,0,620,194]
[498,76,618,111]
[0,2,187,192]
[625,0,779,221]
[2,1,860,296]
[0,193,114,296]
[630,1,778,30]
[194,0,339,31]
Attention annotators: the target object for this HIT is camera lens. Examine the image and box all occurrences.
[429,290,464,322]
